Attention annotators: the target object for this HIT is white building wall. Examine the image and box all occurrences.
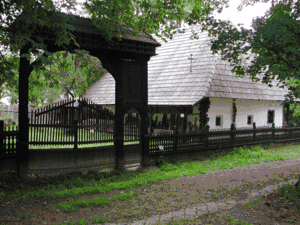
[100,97,285,129]
[192,98,232,130]
[235,99,283,128]
[191,98,284,130]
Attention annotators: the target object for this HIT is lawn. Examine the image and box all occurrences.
[0,141,300,224]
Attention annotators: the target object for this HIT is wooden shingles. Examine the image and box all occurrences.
[208,52,291,101]
[84,74,115,105]
[147,26,214,105]
[84,25,293,105]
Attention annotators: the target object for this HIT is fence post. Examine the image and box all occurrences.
[205,125,209,147]
[0,120,3,155]
[272,123,275,141]
[144,134,149,160]
[73,119,78,172]
[253,122,256,142]
[288,125,292,140]
[174,126,178,152]
[230,124,235,145]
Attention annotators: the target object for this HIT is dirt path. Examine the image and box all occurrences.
[1,158,300,225]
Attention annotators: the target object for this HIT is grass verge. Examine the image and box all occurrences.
[0,141,300,224]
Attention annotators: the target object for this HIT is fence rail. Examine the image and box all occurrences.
[146,123,300,154]
[0,121,140,157]
[2,118,300,158]
[0,121,18,157]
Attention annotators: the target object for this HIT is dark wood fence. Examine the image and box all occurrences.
[0,121,18,157]
[28,97,116,147]
[145,123,300,155]
[0,97,140,152]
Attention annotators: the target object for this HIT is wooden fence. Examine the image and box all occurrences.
[0,97,140,156]
[0,121,18,157]
[146,123,300,154]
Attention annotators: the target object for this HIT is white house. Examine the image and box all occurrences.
[83,25,296,131]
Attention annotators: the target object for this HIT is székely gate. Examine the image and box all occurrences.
[8,9,160,179]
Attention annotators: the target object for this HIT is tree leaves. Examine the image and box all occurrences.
[204,0,300,120]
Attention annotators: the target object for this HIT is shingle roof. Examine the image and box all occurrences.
[84,25,294,105]
[207,53,291,101]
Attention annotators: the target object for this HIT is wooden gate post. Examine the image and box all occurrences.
[114,75,125,172]
[18,44,32,180]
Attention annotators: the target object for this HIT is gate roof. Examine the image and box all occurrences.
[11,10,160,56]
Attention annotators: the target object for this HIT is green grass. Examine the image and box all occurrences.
[49,193,140,213]
[1,142,300,225]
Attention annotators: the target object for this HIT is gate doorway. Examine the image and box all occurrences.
[123,108,142,169]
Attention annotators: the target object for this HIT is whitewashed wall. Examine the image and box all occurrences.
[100,97,285,130]
[235,99,284,128]
[191,98,284,129]
[191,98,232,130]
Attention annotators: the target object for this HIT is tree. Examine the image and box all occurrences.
[0,0,229,106]
[1,0,232,178]
[1,50,106,107]
[199,97,210,131]
[202,0,300,123]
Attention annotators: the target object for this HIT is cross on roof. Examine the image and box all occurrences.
[188,54,196,72]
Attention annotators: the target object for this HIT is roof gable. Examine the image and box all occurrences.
[84,25,293,105]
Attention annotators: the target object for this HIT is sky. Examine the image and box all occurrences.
[213,0,271,29]
[0,0,272,105]
[72,0,272,29]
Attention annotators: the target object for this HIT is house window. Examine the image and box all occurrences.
[247,115,253,125]
[216,115,222,126]
[268,110,275,124]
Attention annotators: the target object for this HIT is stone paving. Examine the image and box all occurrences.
[98,179,297,225]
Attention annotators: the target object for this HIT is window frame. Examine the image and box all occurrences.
[215,115,223,127]
[247,115,253,125]
[267,110,275,124]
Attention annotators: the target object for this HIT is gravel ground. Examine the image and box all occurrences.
[1,158,300,225]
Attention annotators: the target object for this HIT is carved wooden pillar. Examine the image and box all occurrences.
[114,61,126,172]
[18,44,33,179]
[98,53,151,170]
[139,57,150,167]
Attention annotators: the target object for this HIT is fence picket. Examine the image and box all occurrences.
[1,98,140,150]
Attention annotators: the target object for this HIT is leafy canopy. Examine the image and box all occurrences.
[203,0,300,118]
[1,50,105,106]
[0,0,229,106]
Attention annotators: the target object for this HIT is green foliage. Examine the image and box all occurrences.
[0,0,231,106]
[1,50,105,106]
[204,0,300,114]
[199,97,210,130]
[232,99,237,126]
